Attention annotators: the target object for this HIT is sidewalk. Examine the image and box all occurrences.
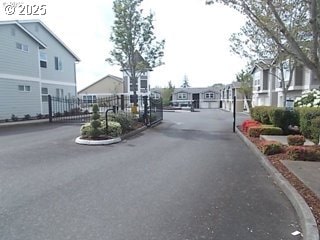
[260,135,320,201]
[0,119,48,128]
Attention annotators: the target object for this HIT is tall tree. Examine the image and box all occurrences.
[206,0,320,82]
[181,75,190,88]
[236,69,253,108]
[106,0,165,105]
[162,81,175,106]
[230,18,300,106]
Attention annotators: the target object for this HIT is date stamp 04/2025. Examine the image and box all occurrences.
[2,2,47,16]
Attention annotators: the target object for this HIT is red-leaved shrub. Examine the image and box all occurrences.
[287,135,305,146]
[287,146,320,161]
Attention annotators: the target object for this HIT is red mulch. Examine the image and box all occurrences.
[239,127,320,231]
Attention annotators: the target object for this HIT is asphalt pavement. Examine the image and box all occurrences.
[0,109,302,240]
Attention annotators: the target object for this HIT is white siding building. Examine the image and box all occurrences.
[0,20,80,120]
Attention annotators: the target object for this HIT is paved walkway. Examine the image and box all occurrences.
[260,134,320,200]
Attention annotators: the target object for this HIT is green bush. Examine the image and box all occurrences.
[260,127,283,135]
[297,107,320,139]
[81,120,122,138]
[310,116,320,144]
[11,114,18,121]
[270,108,299,134]
[287,135,305,146]
[261,141,283,155]
[101,120,122,137]
[250,106,273,124]
[248,126,283,137]
[108,112,136,133]
[90,104,102,138]
[287,146,320,161]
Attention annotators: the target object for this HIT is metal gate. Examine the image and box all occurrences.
[48,95,163,126]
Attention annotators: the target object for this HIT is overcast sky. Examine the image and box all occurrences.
[0,0,247,90]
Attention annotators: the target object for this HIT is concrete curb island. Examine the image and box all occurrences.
[75,125,149,145]
[236,128,319,240]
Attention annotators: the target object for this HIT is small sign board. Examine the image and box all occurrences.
[286,99,294,111]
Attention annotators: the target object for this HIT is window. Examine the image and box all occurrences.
[129,77,138,91]
[83,95,97,104]
[40,52,47,68]
[178,93,187,100]
[140,80,148,89]
[18,85,31,92]
[54,57,63,70]
[16,42,29,52]
[56,88,64,98]
[140,75,148,80]
[41,87,48,102]
[205,92,214,99]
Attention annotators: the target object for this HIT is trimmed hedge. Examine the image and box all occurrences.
[261,141,283,155]
[287,135,305,146]
[248,126,283,137]
[241,120,261,132]
[287,146,320,161]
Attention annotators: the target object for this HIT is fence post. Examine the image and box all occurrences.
[120,95,125,111]
[143,96,148,125]
[233,95,236,133]
[48,95,52,123]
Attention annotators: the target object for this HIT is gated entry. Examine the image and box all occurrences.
[48,95,163,126]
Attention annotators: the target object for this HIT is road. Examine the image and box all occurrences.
[0,110,301,239]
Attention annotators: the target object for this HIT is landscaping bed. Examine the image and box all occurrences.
[239,126,320,231]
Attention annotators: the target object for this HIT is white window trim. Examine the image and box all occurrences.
[16,42,29,52]
[40,52,47,68]
[177,92,187,100]
[18,85,31,92]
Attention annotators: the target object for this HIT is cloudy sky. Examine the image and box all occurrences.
[0,0,247,90]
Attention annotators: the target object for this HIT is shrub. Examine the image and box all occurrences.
[89,104,102,138]
[101,120,122,137]
[36,113,43,119]
[297,107,320,139]
[260,127,283,135]
[261,141,283,155]
[287,146,320,161]
[24,114,31,120]
[250,106,273,124]
[11,114,18,121]
[80,123,91,137]
[287,135,305,146]
[270,108,299,134]
[248,126,283,137]
[242,120,261,132]
[108,112,136,133]
[294,89,320,107]
[248,126,262,137]
[310,116,320,144]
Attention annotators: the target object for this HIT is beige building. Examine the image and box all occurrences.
[220,82,247,112]
[78,75,124,104]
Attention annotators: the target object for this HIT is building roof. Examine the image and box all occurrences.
[0,19,80,61]
[78,74,123,93]
[0,20,47,49]
[251,59,274,74]
[174,87,220,94]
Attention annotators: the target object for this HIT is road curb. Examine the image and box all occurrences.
[121,125,148,140]
[236,128,319,240]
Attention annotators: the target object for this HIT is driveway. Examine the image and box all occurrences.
[0,110,301,240]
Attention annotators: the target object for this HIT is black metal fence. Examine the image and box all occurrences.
[48,95,163,126]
